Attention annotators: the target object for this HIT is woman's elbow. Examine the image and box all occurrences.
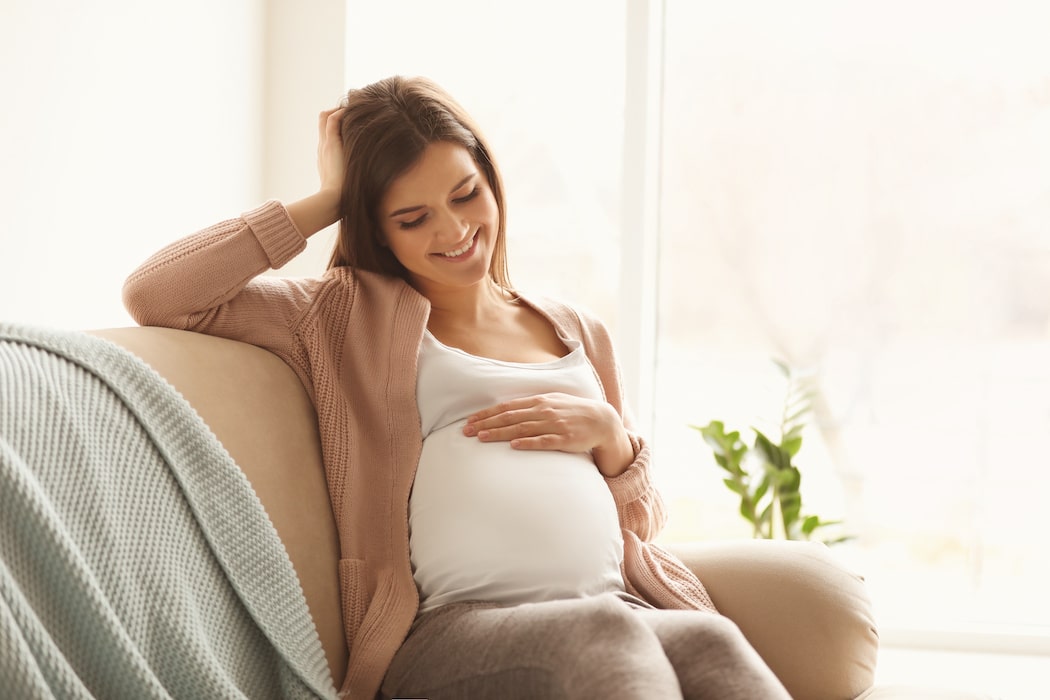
[120,275,186,329]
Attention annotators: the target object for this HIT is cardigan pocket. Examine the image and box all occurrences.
[338,558,368,649]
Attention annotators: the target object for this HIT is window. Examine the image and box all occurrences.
[655,0,1050,635]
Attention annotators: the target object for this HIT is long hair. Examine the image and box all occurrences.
[327,76,510,288]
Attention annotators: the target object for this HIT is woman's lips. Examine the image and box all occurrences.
[434,231,478,260]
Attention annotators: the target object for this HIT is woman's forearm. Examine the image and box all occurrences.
[122,201,306,329]
[285,189,342,240]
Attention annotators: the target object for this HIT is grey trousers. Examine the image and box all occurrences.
[381,592,791,700]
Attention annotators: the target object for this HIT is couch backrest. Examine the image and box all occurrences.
[90,327,347,687]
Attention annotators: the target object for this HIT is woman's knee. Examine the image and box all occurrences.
[638,610,791,699]
[647,610,761,665]
[537,596,680,697]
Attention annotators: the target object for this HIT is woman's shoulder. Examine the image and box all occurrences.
[522,293,605,327]
[291,265,411,297]
[516,292,613,344]
[301,266,427,326]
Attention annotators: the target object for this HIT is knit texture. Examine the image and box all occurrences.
[123,201,717,699]
[0,323,336,699]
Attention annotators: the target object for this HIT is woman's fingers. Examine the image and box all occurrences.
[463,393,634,475]
[316,106,346,192]
[324,107,344,136]
[464,396,559,436]
[318,107,335,131]
[463,394,607,453]
[472,418,578,451]
[473,418,567,442]
[466,396,538,424]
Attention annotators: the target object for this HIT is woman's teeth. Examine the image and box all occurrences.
[439,234,475,258]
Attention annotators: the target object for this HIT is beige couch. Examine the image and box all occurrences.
[89,326,988,700]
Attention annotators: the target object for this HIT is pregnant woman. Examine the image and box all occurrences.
[123,75,788,700]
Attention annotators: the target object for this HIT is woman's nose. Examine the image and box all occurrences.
[436,207,469,240]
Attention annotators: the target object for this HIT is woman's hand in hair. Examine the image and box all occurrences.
[463,393,634,478]
[316,106,346,197]
[285,107,345,238]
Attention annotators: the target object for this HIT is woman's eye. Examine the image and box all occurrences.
[399,215,427,230]
[452,187,479,204]
[396,187,477,229]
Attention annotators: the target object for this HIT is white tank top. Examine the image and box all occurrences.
[410,330,626,613]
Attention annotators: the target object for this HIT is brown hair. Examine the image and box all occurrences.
[327,76,510,288]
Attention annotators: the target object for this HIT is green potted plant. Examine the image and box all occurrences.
[691,361,849,544]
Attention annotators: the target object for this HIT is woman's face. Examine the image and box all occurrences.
[379,140,500,297]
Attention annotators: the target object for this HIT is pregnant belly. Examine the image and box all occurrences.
[409,420,625,611]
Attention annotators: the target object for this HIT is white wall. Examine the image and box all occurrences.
[261,0,345,278]
[0,0,345,329]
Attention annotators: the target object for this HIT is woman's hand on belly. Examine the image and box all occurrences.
[462,393,634,478]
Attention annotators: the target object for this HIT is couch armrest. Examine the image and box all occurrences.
[665,539,878,700]
[90,326,347,687]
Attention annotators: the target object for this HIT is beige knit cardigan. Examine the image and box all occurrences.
[123,201,716,699]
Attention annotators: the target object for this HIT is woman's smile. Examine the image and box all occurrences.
[435,231,479,260]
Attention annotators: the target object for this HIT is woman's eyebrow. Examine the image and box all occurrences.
[388,173,477,218]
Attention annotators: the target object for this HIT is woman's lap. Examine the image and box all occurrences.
[629,606,791,699]
[381,593,789,700]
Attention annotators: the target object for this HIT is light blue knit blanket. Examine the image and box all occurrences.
[0,323,337,699]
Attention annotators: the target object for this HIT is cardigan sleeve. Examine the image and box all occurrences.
[122,201,325,361]
[602,432,668,542]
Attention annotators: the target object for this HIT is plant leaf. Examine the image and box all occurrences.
[781,435,803,457]
[780,492,801,517]
[758,502,773,527]
[778,467,801,491]
[723,478,747,497]
[753,430,784,469]
[752,472,771,504]
[783,407,810,429]
[801,514,821,535]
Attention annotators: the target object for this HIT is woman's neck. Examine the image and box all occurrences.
[417,278,515,328]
